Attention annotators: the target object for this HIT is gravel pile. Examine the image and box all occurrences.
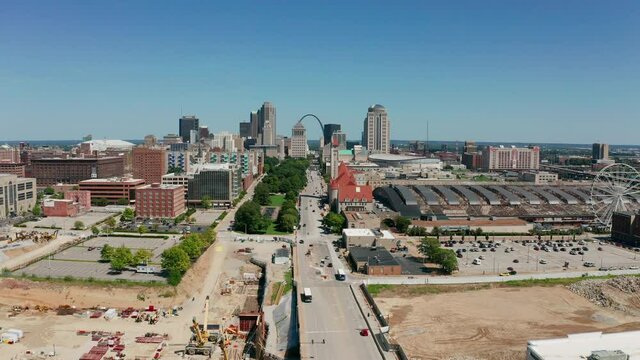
[568,276,640,313]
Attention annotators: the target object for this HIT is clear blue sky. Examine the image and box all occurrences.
[1,1,639,144]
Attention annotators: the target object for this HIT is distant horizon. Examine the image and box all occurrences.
[2,138,639,148]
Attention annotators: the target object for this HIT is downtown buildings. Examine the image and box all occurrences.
[135,183,185,218]
[179,115,200,144]
[482,146,540,171]
[30,157,125,186]
[363,104,390,154]
[290,122,308,158]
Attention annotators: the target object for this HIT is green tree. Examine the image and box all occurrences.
[116,198,129,206]
[91,226,100,235]
[253,183,271,206]
[179,234,206,260]
[133,249,153,265]
[322,212,346,234]
[234,201,267,234]
[437,249,459,274]
[110,246,134,272]
[201,195,212,209]
[73,221,85,230]
[395,216,411,233]
[44,187,55,195]
[138,225,148,235]
[161,246,191,283]
[277,213,298,233]
[121,208,135,222]
[167,165,183,174]
[406,226,427,236]
[418,237,441,261]
[100,244,115,262]
[101,225,113,236]
[32,203,42,216]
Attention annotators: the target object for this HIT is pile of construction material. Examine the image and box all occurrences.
[568,276,640,313]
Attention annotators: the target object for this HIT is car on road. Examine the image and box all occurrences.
[539,259,547,264]
[360,329,369,336]
[499,272,510,276]
[513,259,519,263]
[583,262,596,267]
[299,239,304,244]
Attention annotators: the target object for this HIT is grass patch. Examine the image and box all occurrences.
[368,274,640,298]
[270,282,282,304]
[263,222,291,235]
[283,269,293,294]
[1,272,169,288]
[268,194,285,207]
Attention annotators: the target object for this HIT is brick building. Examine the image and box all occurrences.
[612,211,640,247]
[0,163,26,177]
[133,147,167,184]
[65,190,92,210]
[343,211,381,229]
[79,178,145,204]
[43,199,79,217]
[30,157,125,186]
[482,146,540,171]
[135,183,185,219]
[348,246,401,275]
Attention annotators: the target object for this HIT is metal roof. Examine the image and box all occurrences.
[528,187,561,205]
[394,185,418,206]
[414,185,441,205]
[451,185,482,206]
[469,185,501,206]
[545,187,579,205]
[432,185,461,205]
[489,186,521,205]
[562,187,593,204]
[373,187,422,218]
[507,186,542,205]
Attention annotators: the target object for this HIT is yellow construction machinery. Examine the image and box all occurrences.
[185,296,215,357]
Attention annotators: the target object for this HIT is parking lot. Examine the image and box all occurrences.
[15,236,180,282]
[25,212,114,230]
[449,239,640,275]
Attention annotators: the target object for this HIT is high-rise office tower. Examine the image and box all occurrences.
[179,115,199,143]
[464,140,477,154]
[363,104,390,154]
[257,102,276,145]
[249,111,259,138]
[239,122,252,138]
[592,143,609,162]
[331,130,347,150]
[323,124,341,145]
[290,123,308,158]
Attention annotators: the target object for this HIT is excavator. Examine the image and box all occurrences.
[185,296,216,357]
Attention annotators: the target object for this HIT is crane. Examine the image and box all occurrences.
[185,296,214,357]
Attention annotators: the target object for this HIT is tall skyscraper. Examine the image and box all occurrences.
[363,104,390,154]
[256,102,276,145]
[290,123,308,158]
[249,111,259,138]
[592,143,609,162]
[179,115,199,144]
[331,130,347,150]
[323,124,341,145]
[239,122,252,138]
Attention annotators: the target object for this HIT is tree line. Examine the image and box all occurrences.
[161,225,216,285]
[234,158,309,234]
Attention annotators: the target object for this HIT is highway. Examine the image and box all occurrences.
[296,168,383,360]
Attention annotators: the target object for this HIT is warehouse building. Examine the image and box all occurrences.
[527,331,640,360]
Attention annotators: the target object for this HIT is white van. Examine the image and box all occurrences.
[472,258,481,265]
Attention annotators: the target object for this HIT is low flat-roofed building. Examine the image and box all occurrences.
[342,228,376,247]
[272,247,290,265]
[348,246,401,275]
[79,177,145,205]
[43,199,78,217]
[526,331,640,360]
[521,171,559,184]
[376,229,396,249]
[343,211,380,229]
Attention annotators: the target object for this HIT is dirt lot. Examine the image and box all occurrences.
[375,284,640,360]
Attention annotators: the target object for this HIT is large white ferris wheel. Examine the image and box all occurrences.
[590,163,640,227]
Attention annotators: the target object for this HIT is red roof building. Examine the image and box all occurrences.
[329,163,373,213]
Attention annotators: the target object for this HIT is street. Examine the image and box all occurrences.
[295,168,383,360]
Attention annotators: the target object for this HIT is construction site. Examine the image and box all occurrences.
[0,219,290,360]
[373,276,640,360]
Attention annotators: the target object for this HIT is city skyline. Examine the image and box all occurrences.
[1,1,639,144]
